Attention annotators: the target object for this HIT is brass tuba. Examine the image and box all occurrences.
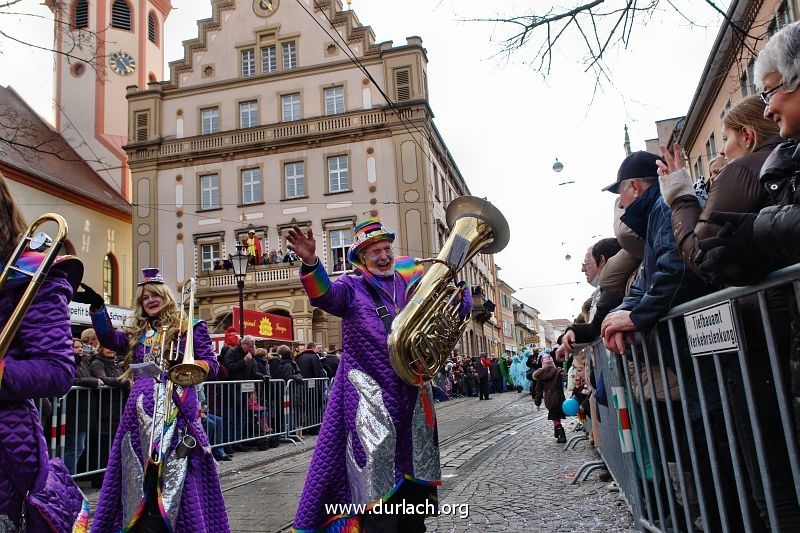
[388,196,509,386]
[0,214,69,359]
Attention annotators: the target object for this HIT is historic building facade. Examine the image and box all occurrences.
[124,0,499,351]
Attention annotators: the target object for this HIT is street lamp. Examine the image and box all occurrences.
[230,242,249,335]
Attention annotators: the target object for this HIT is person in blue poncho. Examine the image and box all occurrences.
[510,349,530,392]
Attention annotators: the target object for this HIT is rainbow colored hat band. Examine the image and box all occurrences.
[137,267,165,286]
[347,218,395,266]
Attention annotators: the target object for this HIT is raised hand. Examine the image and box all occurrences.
[72,283,105,310]
[285,225,316,265]
[657,142,685,177]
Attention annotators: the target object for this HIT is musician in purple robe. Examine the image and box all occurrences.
[77,269,229,532]
[0,174,88,531]
[287,219,471,532]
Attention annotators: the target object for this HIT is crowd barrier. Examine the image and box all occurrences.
[38,376,331,479]
[574,263,800,532]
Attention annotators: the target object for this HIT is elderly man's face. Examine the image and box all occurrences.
[581,248,600,284]
[361,239,395,276]
[762,70,800,140]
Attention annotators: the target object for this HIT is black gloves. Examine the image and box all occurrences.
[697,212,764,286]
[72,283,105,311]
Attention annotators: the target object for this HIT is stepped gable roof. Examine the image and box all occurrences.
[0,85,131,217]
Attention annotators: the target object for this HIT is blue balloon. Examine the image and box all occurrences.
[562,397,580,417]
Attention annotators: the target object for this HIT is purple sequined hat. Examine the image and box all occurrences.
[138,267,165,286]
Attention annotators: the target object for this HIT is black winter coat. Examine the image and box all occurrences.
[295,350,325,379]
[222,346,265,381]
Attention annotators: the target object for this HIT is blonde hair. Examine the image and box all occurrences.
[121,283,180,378]
[80,328,97,344]
[722,95,780,148]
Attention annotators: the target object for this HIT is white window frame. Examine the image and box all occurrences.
[241,49,256,77]
[282,41,297,69]
[261,45,276,73]
[241,167,262,205]
[239,100,259,129]
[281,94,301,122]
[201,107,219,135]
[329,229,353,272]
[324,86,345,115]
[200,243,220,272]
[327,155,350,193]
[284,162,305,199]
[199,174,220,210]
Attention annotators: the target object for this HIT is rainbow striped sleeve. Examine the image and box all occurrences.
[300,261,331,299]
[395,256,424,291]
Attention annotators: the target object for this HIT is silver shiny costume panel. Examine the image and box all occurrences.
[411,383,441,481]
[121,432,144,526]
[345,369,397,504]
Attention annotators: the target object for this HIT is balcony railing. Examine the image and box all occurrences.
[196,263,299,291]
[128,106,427,162]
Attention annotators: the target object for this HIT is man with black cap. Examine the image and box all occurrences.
[599,151,705,354]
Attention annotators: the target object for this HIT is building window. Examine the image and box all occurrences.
[329,229,352,272]
[241,168,262,205]
[281,94,301,122]
[147,12,157,44]
[73,0,89,29]
[394,67,411,101]
[777,1,794,31]
[134,111,149,143]
[282,41,297,69]
[284,162,305,198]
[200,243,220,272]
[239,100,259,129]
[241,49,256,77]
[324,86,345,115]
[705,133,717,161]
[693,156,703,181]
[201,107,219,134]
[327,155,349,193]
[111,0,131,30]
[261,45,276,73]
[103,254,116,304]
[199,174,220,210]
[741,58,756,97]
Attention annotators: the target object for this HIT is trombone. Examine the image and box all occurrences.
[0,214,69,360]
[147,277,208,466]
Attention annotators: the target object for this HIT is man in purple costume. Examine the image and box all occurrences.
[79,270,229,532]
[287,219,471,532]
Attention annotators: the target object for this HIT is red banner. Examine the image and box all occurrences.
[232,307,294,341]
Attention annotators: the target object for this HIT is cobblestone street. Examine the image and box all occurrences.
[196,390,635,532]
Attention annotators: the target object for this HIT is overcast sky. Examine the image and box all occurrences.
[0,0,728,319]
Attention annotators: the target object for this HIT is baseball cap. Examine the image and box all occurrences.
[602,151,664,193]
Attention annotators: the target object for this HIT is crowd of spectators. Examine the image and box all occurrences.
[546,21,800,531]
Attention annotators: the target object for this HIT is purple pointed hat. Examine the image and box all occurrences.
[137,267,165,286]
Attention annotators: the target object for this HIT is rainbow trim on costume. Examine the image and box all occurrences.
[394,256,424,296]
[72,500,90,533]
[301,263,331,299]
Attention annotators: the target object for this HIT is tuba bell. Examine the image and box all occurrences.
[388,196,509,386]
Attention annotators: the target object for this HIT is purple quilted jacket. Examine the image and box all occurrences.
[89,308,229,532]
[293,258,472,531]
[0,255,87,531]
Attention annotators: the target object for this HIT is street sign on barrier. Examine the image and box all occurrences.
[683,300,738,356]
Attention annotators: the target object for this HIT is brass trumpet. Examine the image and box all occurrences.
[0,213,69,359]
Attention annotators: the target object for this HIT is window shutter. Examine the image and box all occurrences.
[395,68,411,101]
[135,112,149,143]
[111,0,131,30]
[74,0,89,29]
[148,13,157,43]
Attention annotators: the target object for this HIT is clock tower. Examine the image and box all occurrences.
[49,0,172,200]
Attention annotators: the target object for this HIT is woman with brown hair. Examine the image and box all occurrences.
[0,172,88,530]
[657,95,782,275]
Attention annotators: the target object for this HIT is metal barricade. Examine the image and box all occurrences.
[580,264,800,532]
[285,377,330,439]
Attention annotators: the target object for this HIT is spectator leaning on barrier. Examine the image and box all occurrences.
[296,342,325,379]
[63,338,103,475]
[599,151,706,354]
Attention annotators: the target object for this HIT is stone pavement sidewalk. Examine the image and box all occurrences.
[430,393,635,532]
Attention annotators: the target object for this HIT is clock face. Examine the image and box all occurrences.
[253,0,278,17]
[110,51,136,76]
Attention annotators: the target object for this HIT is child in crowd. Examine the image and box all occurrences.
[533,353,567,443]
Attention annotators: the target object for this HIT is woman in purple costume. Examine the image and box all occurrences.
[287,219,471,532]
[0,173,88,531]
[78,270,229,532]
